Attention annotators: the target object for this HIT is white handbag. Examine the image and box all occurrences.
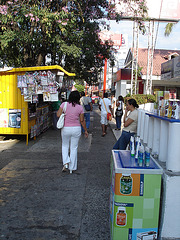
[57,102,67,129]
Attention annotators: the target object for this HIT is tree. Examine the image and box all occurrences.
[164,23,176,37]
[0,0,83,67]
[0,0,147,84]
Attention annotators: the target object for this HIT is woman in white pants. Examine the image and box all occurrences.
[57,91,88,173]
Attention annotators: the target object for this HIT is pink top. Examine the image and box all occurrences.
[61,102,84,127]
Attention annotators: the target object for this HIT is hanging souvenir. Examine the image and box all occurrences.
[43,92,50,102]
[32,95,38,103]
[50,92,58,102]
[17,75,22,88]
[37,85,43,94]
[41,71,48,85]
[21,75,27,87]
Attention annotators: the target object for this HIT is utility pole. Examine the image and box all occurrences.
[149,21,155,95]
[131,21,139,95]
[135,22,139,95]
[146,21,151,94]
[146,21,155,94]
[131,21,135,95]
[103,58,107,96]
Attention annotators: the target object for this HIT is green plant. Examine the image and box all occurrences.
[124,94,155,106]
[74,84,84,93]
[146,94,156,103]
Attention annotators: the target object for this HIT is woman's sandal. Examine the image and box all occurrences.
[62,164,69,172]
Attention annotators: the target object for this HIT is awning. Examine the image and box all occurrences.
[115,69,131,82]
[115,68,141,82]
[0,65,76,77]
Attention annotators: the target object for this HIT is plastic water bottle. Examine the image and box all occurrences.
[145,146,150,167]
[135,137,140,161]
[130,136,135,157]
[130,136,134,150]
[138,143,144,167]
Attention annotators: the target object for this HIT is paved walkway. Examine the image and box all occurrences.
[0,106,120,240]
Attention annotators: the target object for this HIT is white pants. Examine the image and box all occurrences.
[61,126,81,171]
[101,111,108,125]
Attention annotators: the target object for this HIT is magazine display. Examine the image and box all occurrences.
[17,71,58,103]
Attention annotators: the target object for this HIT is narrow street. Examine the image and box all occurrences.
[0,106,117,240]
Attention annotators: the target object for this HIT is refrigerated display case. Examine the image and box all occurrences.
[110,150,163,240]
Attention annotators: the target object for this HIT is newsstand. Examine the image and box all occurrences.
[0,65,75,144]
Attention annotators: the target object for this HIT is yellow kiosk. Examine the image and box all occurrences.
[0,65,75,145]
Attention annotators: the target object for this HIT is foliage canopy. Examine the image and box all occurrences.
[0,0,147,84]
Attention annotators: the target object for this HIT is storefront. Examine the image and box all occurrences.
[0,65,75,144]
[160,55,180,99]
[114,69,143,97]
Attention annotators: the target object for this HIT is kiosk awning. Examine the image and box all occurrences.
[0,65,76,77]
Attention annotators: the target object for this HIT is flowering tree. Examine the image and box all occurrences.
[0,0,83,67]
[0,0,147,83]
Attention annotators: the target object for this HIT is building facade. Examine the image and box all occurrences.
[114,48,180,98]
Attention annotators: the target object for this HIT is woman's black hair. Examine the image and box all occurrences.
[128,98,139,108]
[81,91,85,97]
[104,92,108,98]
[118,95,124,102]
[68,90,80,106]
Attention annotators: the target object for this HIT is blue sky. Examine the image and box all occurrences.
[109,20,180,50]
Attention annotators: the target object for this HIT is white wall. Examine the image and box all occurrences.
[139,103,154,112]
[115,80,130,98]
[160,174,180,239]
[137,105,180,239]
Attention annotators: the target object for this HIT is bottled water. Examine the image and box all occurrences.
[130,136,135,157]
[145,146,150,167]
[135,137,140,161]
[138,143,144,167]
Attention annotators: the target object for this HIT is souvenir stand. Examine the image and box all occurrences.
[0,65,75,145]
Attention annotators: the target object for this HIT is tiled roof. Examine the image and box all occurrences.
[134,48,180,76]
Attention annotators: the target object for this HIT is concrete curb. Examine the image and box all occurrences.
[109,118,121,140]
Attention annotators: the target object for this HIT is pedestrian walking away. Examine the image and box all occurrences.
[51,93,61,130]
[57,90,88,174]
[111,94,116,116]
[113,98,139,150]
[115,95,124,130]
[80,91,93,133]
[99,92,113,137]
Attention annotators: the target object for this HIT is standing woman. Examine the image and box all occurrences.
[115,95,124,130]
[57,91,88,174]
[113,98,139,150]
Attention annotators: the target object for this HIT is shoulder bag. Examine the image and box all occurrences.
[115,101,123,117]
[57,102,67,129]
[83,97,91,111]
[103,99,112,121]
[84,104,91,111]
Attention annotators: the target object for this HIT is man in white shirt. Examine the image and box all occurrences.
[99,92,113,137]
